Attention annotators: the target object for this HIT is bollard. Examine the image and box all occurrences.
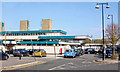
[19,53,21,60]
[19,56,21,60]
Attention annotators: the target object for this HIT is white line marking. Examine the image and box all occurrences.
[49,64,65,70]
[68,62,73,65]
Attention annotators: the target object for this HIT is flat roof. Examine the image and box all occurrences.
[0,30,67,34]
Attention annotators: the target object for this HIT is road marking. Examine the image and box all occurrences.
[49,64,65,70]
[1,61,46,71]
[68,62,73,65]
[82,61,92,64]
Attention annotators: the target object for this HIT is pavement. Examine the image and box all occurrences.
[0,54,63,70]
[93,58,120,63]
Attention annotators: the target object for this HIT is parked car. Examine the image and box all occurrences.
[34,49,46,57]
[78,48,84,55]
[75,49,81,56]
[27,49,36,55]
[64,49,76,58]
[5,49,13,54]
[0,49,9,60]
[105,48,113,58]
[84,48,96,54]
[98,48,103,55]
[13,49,29,57]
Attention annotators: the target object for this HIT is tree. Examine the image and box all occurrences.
[105,24,120,59]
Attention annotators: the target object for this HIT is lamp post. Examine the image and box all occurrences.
[31,39,36,61]
[107,14,115,57]
[95,3,110,61]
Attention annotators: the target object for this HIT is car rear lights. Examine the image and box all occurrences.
[17,51,20,53]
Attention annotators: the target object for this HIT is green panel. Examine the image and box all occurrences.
[19,41,59,44]
[0,30,67,34]
[2,23,4,27]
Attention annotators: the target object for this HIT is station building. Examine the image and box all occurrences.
[0,19,92,54]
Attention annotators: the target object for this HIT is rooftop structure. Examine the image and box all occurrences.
[20,20,30,31]
[0,22,5,32]
[42,19,52,30]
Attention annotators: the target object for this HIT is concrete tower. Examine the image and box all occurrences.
[20,20,30,31]
[0,22,5,32]
[42,19,52,30]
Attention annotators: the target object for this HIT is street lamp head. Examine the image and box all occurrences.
[106,5,110,8]
[95,3,99,9]
[106,3,110,8]
[107,15,110,19]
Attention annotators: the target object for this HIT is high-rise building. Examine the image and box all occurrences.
[0,22,5,32]
[20,20,30,31]
[42,19,52,30]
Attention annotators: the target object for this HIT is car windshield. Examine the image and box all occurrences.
[66,50,72,52]
[35,49,40,52]
[106,50,112,53]
[75,49,78,51]
[88,49,93,51]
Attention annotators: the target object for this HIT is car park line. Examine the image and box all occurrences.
[49,64,66,70]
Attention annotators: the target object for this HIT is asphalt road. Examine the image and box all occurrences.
[14,54,119,70]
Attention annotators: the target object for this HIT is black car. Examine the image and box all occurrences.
[13,49,29,57]
[27,49,35,55]
[0,49,9,60]
[5,49,13,54]
[84,48,96,54]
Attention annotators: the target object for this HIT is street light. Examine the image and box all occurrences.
[95,3,110,61]
[107,14,115,57]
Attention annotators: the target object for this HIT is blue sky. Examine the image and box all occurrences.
[1,2,118,39]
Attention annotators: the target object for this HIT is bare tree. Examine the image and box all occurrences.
[105,24,120,58]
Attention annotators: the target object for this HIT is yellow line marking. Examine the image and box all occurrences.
[1,61,46,71]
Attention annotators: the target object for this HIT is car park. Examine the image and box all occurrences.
[64,49,76,58]
[34,49,46,57]
[13,49,29,57]
[84,48,96,54]
[0,49,9,60]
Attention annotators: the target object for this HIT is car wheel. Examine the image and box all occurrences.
[4,56,8,60]
[73,56,74,58]
[32,53,35,56]
[41,55,42,57]
[21,54,23,57]
[14,55,16,57]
